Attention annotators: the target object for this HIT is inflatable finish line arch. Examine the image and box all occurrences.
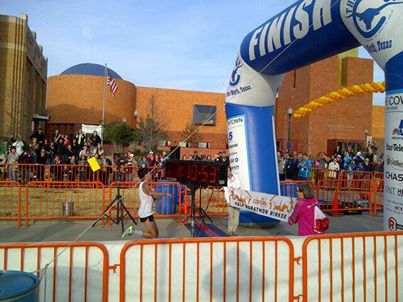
[225,0,403,231]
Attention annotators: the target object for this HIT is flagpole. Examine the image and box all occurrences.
[102,63,107,125]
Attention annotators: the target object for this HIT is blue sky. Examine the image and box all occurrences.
[0,0,384,104]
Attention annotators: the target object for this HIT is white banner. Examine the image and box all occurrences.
[228,188,296,222]
[82,124,103,138]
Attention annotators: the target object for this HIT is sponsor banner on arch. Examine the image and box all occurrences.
[228,188,296,222]
[384,90,403,231]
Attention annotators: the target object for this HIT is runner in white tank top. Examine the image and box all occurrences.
[122,173,171,239]
[138,182,154,218]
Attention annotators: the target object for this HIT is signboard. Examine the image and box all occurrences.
[82,124,103,138]
[228,188,296,222]
[227,115,251,190]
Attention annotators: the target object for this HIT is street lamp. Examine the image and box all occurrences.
[122,117,127,124]
[287,107,293,154]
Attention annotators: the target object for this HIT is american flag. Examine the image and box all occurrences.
[107,70,118,95]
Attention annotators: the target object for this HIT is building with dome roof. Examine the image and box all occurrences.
[46,63,228,152]
[60,63,122,79]
[46,63,137,135]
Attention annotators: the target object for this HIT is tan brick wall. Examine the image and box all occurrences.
[277,55,374,156]
[135,87,227,148]
[46,75,137,127]
[372,105,384,139]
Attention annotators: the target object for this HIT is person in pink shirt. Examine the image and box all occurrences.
[288,184,318,236]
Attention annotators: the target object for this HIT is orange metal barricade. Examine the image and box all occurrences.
[315,179,374,214]
[339,170,373,181]
[0,163,41,183]
[0,242,110,302]
[24,181,105,225]
[120,237,296,302]
[310,168,329,184]
[302,231,403,302]
[0,163,141,184]
[0,181,22,226]
[280,180,311,198]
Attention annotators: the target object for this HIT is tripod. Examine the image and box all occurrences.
[92,165,137,234]
[183,184,213,237]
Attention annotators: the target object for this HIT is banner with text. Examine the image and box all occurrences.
[228,188,296,222]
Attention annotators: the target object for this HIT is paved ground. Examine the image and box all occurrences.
[0,212,384,243]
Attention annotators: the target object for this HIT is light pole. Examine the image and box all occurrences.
[365,129,368,148]
[287,107,293,154]
[133,110,138,127]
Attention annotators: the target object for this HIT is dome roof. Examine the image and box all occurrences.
[60,63,122,79]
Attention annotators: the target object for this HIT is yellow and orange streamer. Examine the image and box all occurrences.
[293,81,385,118]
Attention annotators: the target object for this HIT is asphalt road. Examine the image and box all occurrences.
[0,212,384,243]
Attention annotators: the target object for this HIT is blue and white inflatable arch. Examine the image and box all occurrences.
[226,0,403,230]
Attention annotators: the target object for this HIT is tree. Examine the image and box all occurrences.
[103,123,137,153]
[182,122,201,147]
[136,92,168,152]
[137,116,167,152]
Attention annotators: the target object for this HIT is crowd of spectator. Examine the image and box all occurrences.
[0,129,170,184]
[181,150,228,162]
[277,143,383,181]
[0,129,383,185]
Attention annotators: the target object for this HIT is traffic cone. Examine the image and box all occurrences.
[329,187,343,216]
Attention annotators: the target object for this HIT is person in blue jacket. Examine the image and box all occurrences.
[298,154,312,180]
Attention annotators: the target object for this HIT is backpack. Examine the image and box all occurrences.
[314,205,329,233]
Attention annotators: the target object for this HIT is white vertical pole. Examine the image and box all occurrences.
[102,63,107,125]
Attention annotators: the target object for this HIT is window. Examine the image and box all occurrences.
[193,105,216,126]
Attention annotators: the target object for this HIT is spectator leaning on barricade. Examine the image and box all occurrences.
[363,158,372,172]
[12,135,24,157]
[285,153,299,180]
[316,152,325,168]
[297,153,312,181]
[327,157,340,179]
[5,146,19,181]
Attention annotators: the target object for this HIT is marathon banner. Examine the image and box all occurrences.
[228,188,296,222]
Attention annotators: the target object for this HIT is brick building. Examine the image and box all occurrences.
[47,54,384,157]
[275,49,384,156]
[46,63,227,151]
[0,13,48,139]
